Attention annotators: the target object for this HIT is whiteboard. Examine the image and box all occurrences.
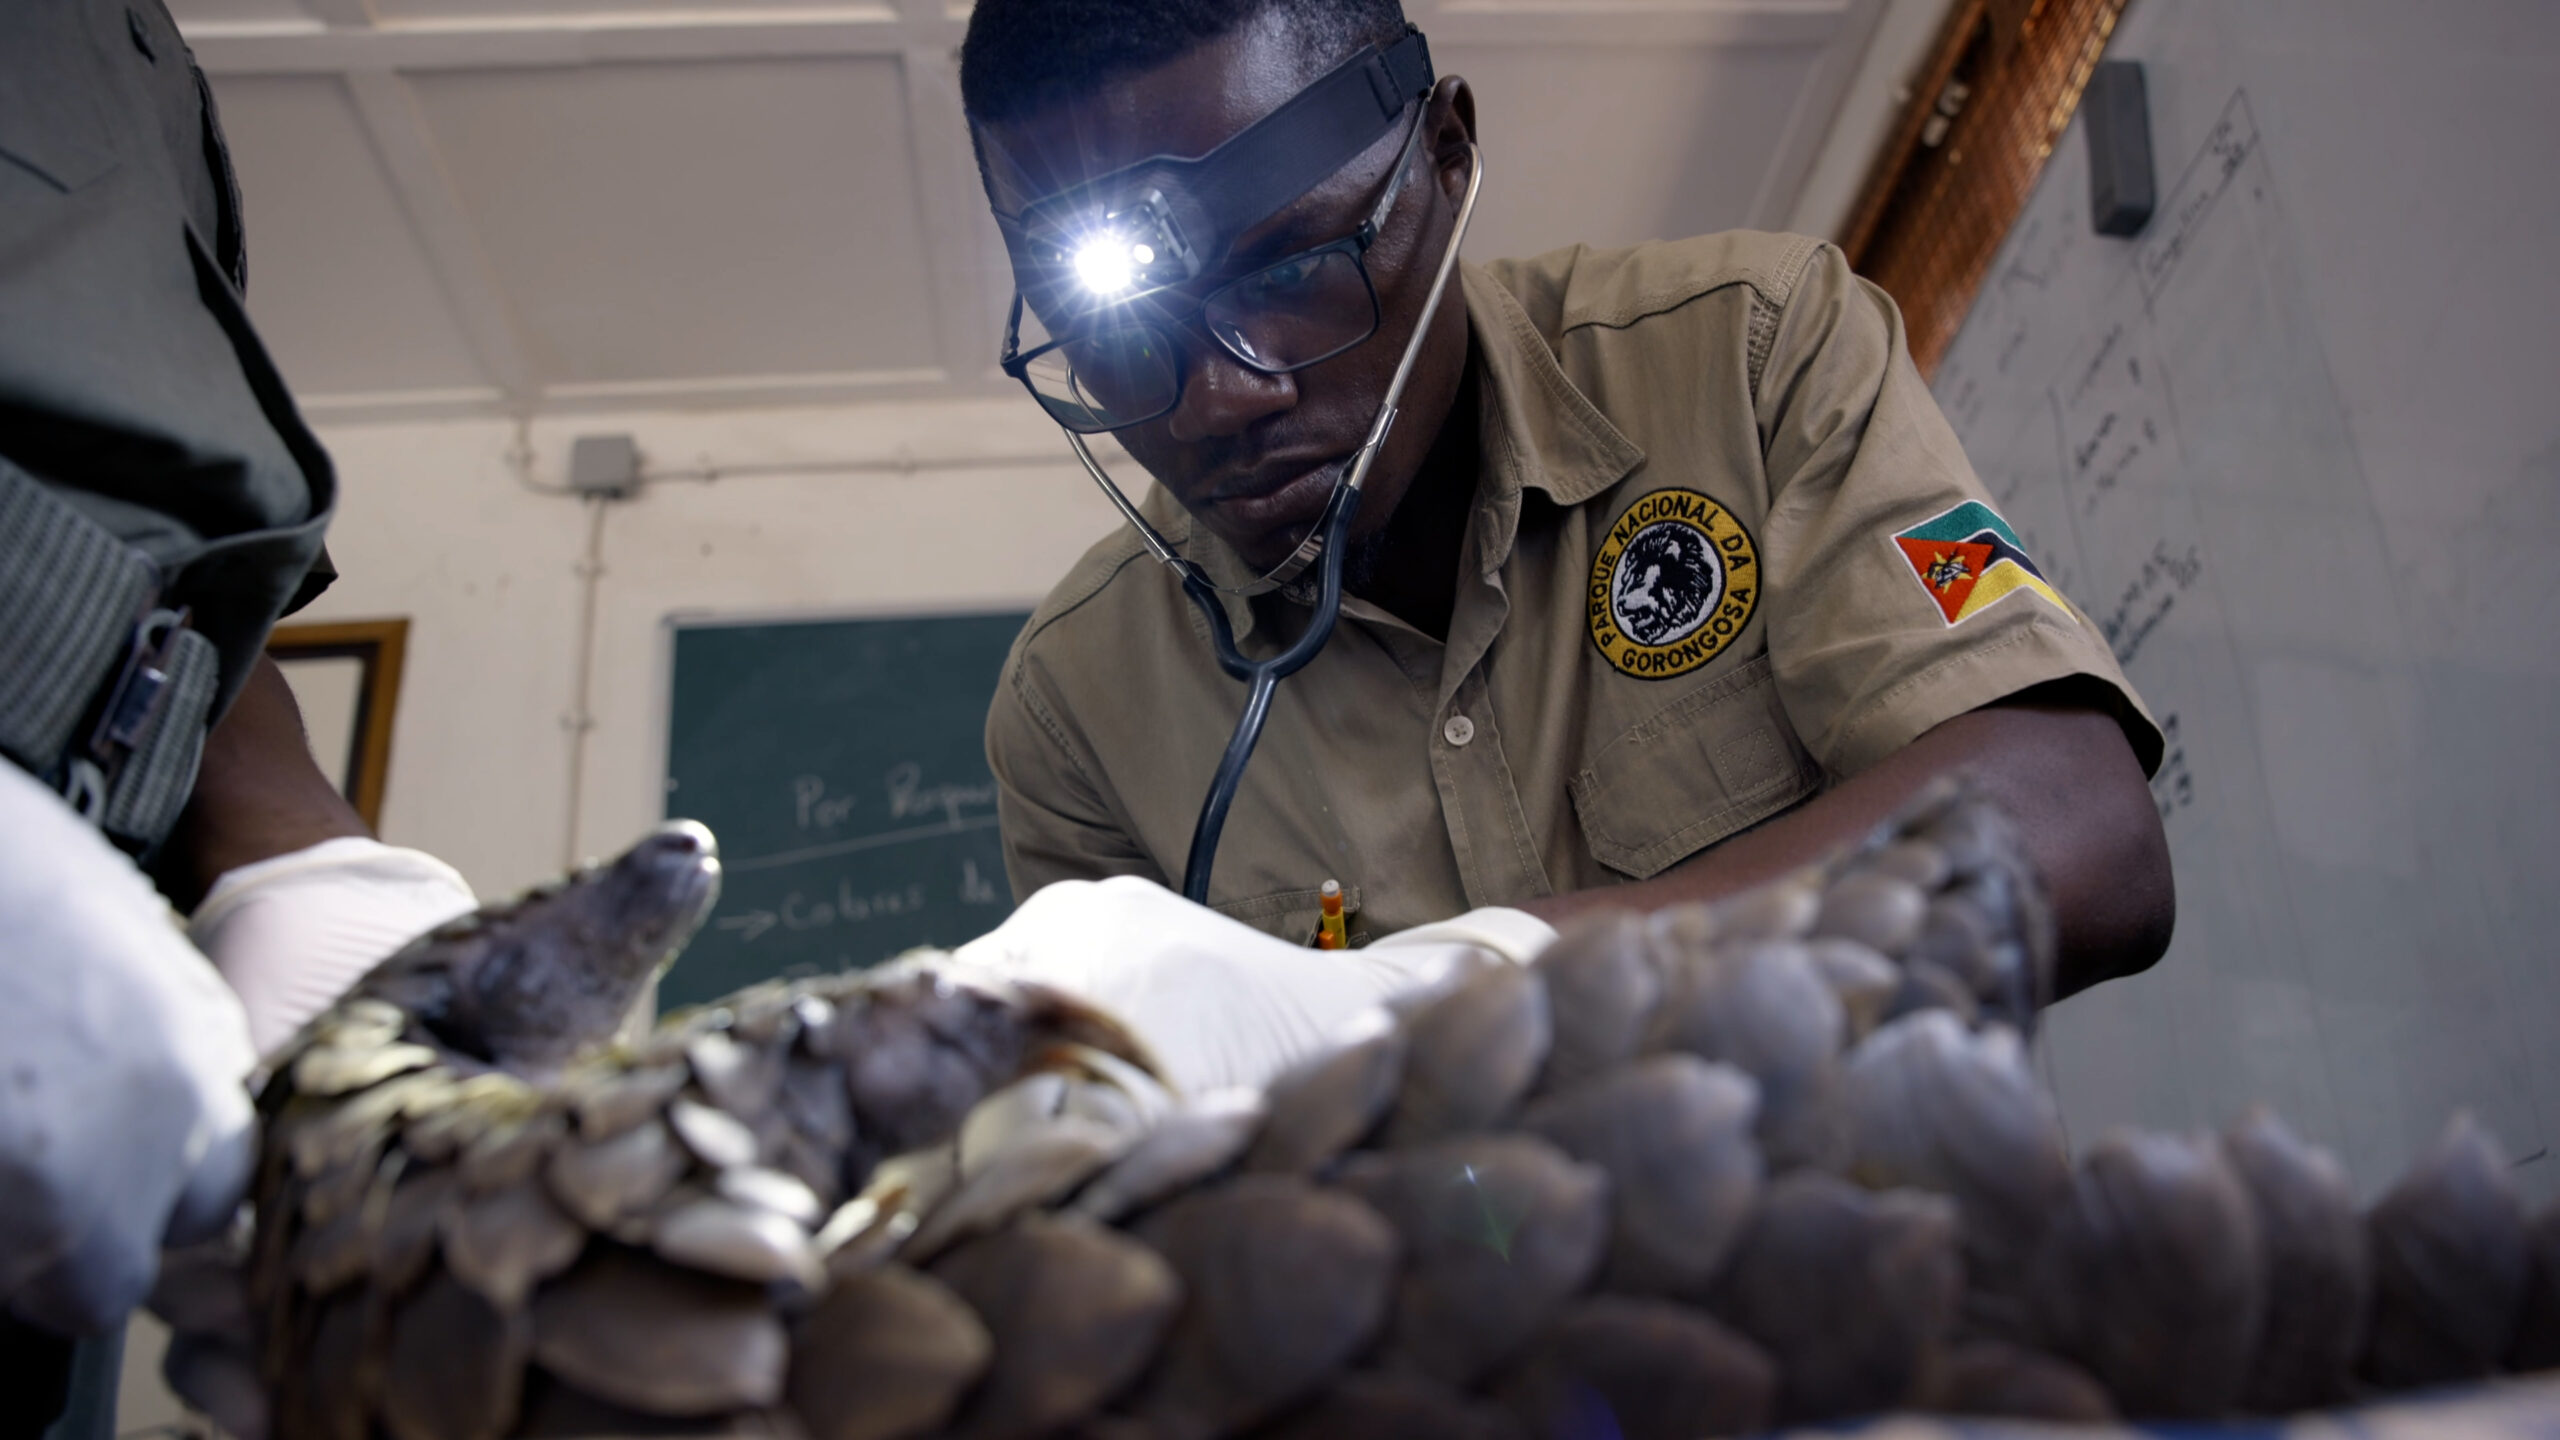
[1932,0,2560,1201]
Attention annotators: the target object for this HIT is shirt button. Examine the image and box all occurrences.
[1443,714,1476,747]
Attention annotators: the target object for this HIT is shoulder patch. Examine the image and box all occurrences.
[1892,501,2072,625]
[1589,489,1759,679]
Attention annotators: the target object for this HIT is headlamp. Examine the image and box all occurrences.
[1071,238,1136,295]
[1051,190,1194,299]
[997,28,1433,320]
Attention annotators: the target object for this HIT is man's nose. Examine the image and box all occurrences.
[1163,344,1298,442]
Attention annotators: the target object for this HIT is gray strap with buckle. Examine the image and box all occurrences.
[0,460,219,853]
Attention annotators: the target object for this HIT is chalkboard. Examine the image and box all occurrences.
[659,610,1029,1010]
[1934,0,2560,1200]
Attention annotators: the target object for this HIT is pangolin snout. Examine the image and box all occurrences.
[641,817,718,864]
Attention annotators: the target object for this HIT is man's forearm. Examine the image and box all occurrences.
[1520,685,2173,997]
[154,654,370,911]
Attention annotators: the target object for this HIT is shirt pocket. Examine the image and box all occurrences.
[1568,653,1825,880]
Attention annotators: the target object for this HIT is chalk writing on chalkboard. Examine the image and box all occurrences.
[714,878,932,944]
[661,610,1030,1009]
[730,764,1001,874]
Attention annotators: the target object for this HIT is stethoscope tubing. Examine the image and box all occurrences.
[1173,145,1485,905]
[1175,479,1361,902]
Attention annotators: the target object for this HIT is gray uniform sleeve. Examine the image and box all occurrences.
[0,0,336,721]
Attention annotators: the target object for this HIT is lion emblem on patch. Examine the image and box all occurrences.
[1611,522,1723,646]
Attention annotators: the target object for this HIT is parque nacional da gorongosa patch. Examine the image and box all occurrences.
[1589,488,1759,680]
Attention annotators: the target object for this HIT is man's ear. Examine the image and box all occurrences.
[1429,76,1476,200]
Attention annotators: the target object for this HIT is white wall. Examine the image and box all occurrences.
[294,398,1122,900]
[1787,0,1960,239]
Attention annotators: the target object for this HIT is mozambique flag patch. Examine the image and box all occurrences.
[1892,501,2071,626]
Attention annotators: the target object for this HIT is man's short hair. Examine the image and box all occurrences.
[959,0,1408,131]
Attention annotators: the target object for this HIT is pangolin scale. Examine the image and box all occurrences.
[158,788,2560,1439]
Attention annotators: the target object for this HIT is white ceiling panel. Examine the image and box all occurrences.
[176,0,1904,419]
[213,75,495,400]
[1447,39,1829,261]
[408,57,942,388]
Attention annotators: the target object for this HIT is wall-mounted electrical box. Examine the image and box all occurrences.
[568,433,641,499]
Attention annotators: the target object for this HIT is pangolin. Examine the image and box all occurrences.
[157,790,2560,1439]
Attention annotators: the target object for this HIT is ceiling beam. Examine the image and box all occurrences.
[293,0,373,24]
[297,367,976,424]
[1427,5,1845,49]
[181,1,1844,75]
[342,70,544,403]
[184,7,933,73]
[293,0,377,26]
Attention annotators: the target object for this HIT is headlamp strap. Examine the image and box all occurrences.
[1177,27,1434,262]
[1004,28,1434,284]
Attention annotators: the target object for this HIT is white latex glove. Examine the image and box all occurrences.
[1362,905,1558,970]
[0,762,258,1336]
[189,837,478,1055]
[941,875,1556,1095]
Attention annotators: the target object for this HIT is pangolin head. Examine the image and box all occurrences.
[353,820,722,1077]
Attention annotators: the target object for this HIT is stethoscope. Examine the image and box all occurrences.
[1062,146,1485,904]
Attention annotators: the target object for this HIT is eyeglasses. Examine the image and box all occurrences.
[1000,104,1433,435]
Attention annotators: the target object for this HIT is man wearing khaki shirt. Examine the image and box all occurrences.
[965,0,2172,996]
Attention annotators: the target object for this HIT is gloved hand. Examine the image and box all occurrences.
[1362,904,1558,969]
[941,875,1557,1095]
[188,837,478,1055]
[0,762,258,1336]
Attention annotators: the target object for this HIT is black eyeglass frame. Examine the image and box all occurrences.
[999,101,1435,435]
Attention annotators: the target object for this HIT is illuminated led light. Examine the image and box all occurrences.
[1131,243,1156,265]
[1073,236,1136,295]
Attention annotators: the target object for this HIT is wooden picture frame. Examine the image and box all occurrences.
[1840,0,2131,376]
[266,618,410,831]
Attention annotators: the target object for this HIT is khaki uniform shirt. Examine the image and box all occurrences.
[987,232,2161,943]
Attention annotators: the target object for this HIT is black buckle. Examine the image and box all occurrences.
[63,606,193,823]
